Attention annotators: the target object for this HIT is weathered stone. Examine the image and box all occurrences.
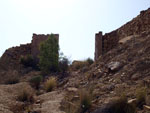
[128,99,136,104]
[107,62,122,72]
[95,8,150,60]
[143,105,150,111]
[95,32,103,60]
[67,87,78,92]
[31,34,59,61]
[0,33,59,70]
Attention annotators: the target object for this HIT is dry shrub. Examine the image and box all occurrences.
[3,70,20,84]
[61,88,93,113]
[71,58,93,71]
[60,90,80,113]
[109,95,136,113]
[136,87,147,109]
[5,74,19,84]
[71,61,88,71]
[79,89,92,113]
[10,103,26,113]
[65,102,79,113]
[45,77,57,92]
[17,88,34,103]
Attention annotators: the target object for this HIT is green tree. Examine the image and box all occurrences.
[39,34,59,74]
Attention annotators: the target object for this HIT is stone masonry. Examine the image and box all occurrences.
[0,33,59,70]
[95,8,150,60]
[31,33,59,60]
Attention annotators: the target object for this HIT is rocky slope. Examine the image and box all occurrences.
[0,8,149,113]
[61,8,150,113]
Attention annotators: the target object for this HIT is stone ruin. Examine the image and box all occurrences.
[95,8,150,60]
[31,34,59,61]
[0,33,59,70]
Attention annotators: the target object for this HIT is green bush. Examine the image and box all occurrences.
[20,54,37,68]
[86,58,94,65]
[45,77,57,92]
[39,34,59,74]
[29,75,43,89]
[59,57,70,73]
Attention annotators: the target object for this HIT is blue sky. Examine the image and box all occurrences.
[0,0,150,60]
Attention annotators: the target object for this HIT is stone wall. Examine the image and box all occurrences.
[95,8,150,60]
[31,33,59,60]
[0,44,31,70]
[0,33,59,70]
[95,32,103,60]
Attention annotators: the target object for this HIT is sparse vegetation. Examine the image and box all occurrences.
[71,58,93,71]
[20,54,36,68]
[136,87,147,109]
[45,76,57,92]
[29,75,43,89]
[5,74,19,84]
[59,56,70,73]
[39,34,59,74]
[17,89,34,102]
[71,61,88,71]
[86,58,94,65]
[109,95,136,113]
[79,89,92,113]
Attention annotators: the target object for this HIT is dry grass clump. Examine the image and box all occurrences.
[45,77,57,92]
[61,87,93,113]
[136,87,147,109]
[109,95,136,113]
[17,88,34,103]
[79,89,92,113]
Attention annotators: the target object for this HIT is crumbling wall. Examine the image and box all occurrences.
[0,33,59,70]
[0,44,31,70]
[117,8,150,38]
[95,32,103,60]
[31,33,59,60]
[95,8,150,60]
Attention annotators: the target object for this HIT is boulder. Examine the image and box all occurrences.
[107,62,122,72]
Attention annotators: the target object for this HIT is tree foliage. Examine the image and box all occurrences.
[59,57,70,73]
[39,34,59,74]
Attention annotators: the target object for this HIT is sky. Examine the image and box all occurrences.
[0,0,150,60]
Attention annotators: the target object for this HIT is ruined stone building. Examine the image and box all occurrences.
[0,34,59,70]
[95,8,150,60]
[31,34,59,60]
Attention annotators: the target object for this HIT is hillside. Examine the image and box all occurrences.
[0,8,149,113]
